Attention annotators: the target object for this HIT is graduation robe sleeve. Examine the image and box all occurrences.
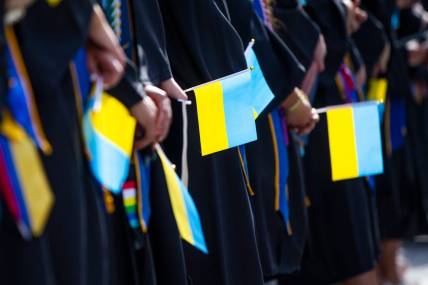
[272,0,321,69]
[107,62,145,109]
[305,0,348,82]
[132,0,172,85]
[15,0,94,92]
[352,14,388,77]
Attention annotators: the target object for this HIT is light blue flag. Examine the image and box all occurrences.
[245,43,275,118]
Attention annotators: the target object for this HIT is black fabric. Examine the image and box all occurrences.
[132,0,172,85]
[0,2,135,284]
[361,0,428,239]
[107,62,145,109]
[149,158,189,285]
[272,2,321,69]
[305,0,347,83]
[157,0,265,284]
[278,1,380,282]
[246,117,308,280]
[353,14,388,77]
[281,85,380,284]
[225,0,308,279]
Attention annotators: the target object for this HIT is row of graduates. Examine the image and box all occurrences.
[1,0,428,285]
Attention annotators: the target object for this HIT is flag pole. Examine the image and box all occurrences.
[316,101,382,114]
[245,38,256,54]
[183,67,253,93]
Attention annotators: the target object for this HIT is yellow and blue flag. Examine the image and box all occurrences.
[83,81,136,194]
[191,69,257,156]
[245,43,275,118]
[155,145,208,253]
[0,114,53,239]
[325,102,384,181]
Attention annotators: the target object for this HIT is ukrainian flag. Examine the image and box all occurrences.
[155,145,208,253]
[325,102,384,181]
[245,43,275,118]
[83,82,136,194]
[192,69,257,156]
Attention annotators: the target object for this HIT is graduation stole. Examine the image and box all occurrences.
[268,109,292,235]
[121,152,152,232]
[102,0,134,59]
[336,62,359,103]
[0,27,54,239]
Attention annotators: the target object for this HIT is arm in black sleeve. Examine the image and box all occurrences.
[132,0,172,85]
[272,2,321,69]
[352,14,387,76]
[305,0,348,81]
[107,61,145,109]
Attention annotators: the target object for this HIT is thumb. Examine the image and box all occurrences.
[160,78,188,100]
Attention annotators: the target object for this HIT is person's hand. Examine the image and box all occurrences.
[86,45,124,88]
[282,88,319,135]
[144,85,172,142]
[87,4,125,69]
[86,4,126,88]
[130,96,159,149]
[159,77,188,100]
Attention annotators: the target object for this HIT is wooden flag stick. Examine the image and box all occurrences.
[183,67,253,93]
[316,101,381,114]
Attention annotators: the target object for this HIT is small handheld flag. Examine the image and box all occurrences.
[187,69,257,156]
[245,40,275,118]
[0,113,53,239]
[155,145,208,254]
[318,102,384,181]
[83,79,136,194]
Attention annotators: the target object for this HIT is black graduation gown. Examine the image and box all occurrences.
[124,1,191,284]
[156,0,265,284]
[225,0,308,279]
[361,0,428,239]
[394,6,428,237]
[280,1,379,283]
[0,1,131,284]
[352,14,388,77]
[0,1,95,284]
[272,0,321,69]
